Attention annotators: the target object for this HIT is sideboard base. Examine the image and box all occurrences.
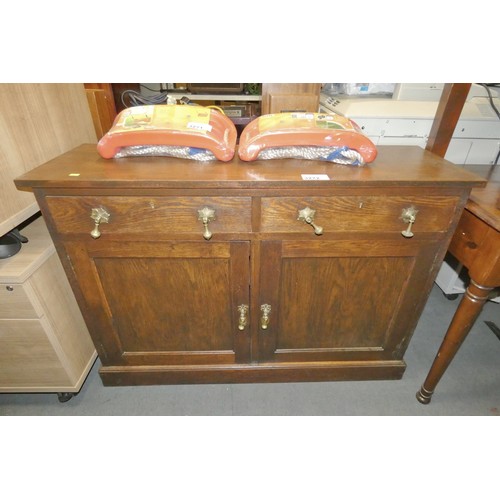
[98,361,406,386]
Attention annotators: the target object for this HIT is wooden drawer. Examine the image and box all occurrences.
[260,195,460,234]
[45,196,252,236]
[0,319,71,387]
[0,284,39,319]
[448,209,490,270]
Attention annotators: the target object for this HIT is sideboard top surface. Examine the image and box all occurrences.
[15,144,486,191]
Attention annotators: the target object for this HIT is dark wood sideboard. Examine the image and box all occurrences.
[15,145,485,386]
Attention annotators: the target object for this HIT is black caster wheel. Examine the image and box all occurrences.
[57,392,76,403]
[444,293,460,301]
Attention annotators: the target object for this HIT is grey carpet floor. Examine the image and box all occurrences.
[1,284,498,416]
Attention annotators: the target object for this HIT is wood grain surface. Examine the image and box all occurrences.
[0,84,96,236]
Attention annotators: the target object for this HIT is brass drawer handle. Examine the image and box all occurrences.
[400,206,418,238]
[90,207,110,239]
[297,207,323,235]
[198,207,216,240]
[260,304,272,330]
[237,304,249,331]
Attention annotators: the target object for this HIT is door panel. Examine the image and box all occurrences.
[278,256,411,349]
[257,239,437,363]
[94,257,233,352]
[64,240,250,365]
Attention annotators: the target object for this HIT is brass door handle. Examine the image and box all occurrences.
[297,207,323,235]
[400,206,418,238]
[260,304,271,330]
[237,304,249,331]
[198,207,216,240]
[90,207,110,239]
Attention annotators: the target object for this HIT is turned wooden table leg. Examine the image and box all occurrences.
[416,279,494,404]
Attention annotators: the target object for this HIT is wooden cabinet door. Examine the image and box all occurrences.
[256,238,440,363]
[261,84,321,114]
[63,240,251,366]
[267,93,320,113]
